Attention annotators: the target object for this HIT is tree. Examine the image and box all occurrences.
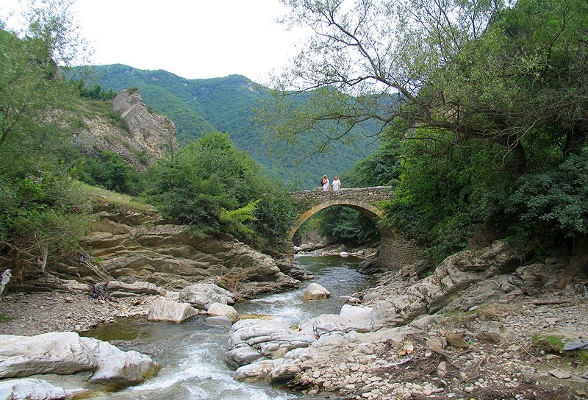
[265,0,587,174]
[0,0,90,149]
[0,1,92,278]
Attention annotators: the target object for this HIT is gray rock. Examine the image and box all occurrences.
[476,321,504,343]
[227,318,315,367]
[549,369,571,379]
[410,314,445,330]
[147,297,197,323]
[0,332,96,378]
[207,303,239,323]
[371,240,524,326]
[302,283,331,302]
[234,359,281,381]
[0,332,158,386]
[178,283,235,310]
[79,336,158,385]
[0,378,67,400]
[301,313,375,337]
[108,280,165,296]
[339,304,374,320]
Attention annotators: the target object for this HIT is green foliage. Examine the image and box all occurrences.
[65,65,379,188]
[373,131,513,263]
[345,137,402,187]
[0,133,90,277]
[221,200,259,236]
[0,1,92,278]
[508,149,588,241]
[531,333,588,365]
[70,79,117,100]
[273,0,587,261]
[74,151,144,195]
[146,132,297,243]
[315,207,380,246]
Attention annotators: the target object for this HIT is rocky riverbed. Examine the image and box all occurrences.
[1,240,587,400]
[227,241,588,400]
[0,291,158,336]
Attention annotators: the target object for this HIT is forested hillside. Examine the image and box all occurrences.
[68,65,379,187]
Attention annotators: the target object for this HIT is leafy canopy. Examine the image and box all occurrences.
[146,131,297,243]
[270,0,587,174]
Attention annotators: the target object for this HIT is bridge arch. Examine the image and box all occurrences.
[287,199,384,240]
[289,187,422,270]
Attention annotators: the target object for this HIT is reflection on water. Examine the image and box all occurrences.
[80,255,371,399]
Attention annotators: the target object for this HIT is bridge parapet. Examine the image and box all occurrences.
[291,186,394,209]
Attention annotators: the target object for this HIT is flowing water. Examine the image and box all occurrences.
[80,255,372,399]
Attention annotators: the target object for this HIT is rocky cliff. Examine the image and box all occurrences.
[72,88,177,171]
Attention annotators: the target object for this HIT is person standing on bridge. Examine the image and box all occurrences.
[332,176,341,191]
[321,175,329,191]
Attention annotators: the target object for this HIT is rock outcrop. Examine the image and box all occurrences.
[364,240,525,325]
[69,203,301,296]
[72,88,177,172]
[0,332,158,386]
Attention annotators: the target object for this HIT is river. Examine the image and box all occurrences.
[81,255,372,399]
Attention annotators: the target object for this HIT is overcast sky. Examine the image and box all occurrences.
[0,0,306,83]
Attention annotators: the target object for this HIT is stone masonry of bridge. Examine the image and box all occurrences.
[290,187,421,270]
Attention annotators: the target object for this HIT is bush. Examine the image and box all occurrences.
[146,132,296,243]
[75,151,143,195]
[508,148,588,244]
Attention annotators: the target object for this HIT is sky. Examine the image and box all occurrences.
[0,0,307,83]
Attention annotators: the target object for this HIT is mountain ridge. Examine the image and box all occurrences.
[68,64,379,188]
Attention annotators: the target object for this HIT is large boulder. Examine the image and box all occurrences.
[227,318,315,367]
[300,305,377,337]
[0,332,158,386]
[80,336,158,385]
[302,283,331,302]
[178,283,235,310]
[234,359,281,382]
[148,297,198,323]
[207,303,239,323]
[0,378,74,400]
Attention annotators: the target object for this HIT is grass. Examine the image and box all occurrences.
[75,181,154,212]
[0,313,13,323]
[532,333,588,366]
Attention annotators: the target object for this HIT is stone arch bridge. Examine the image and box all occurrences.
[289,186,420,270]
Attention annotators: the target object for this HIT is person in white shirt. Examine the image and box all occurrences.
[321,175,330,191]
[332,176,341,191]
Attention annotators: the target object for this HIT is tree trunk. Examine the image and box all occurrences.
[511,141,527,175]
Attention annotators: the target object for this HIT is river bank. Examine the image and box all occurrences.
[1,243,587,399]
